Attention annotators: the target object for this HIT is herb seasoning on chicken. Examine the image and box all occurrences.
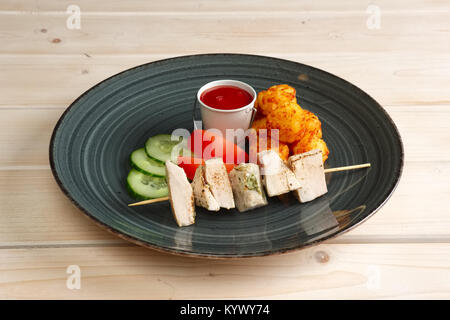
[229,163,268,212]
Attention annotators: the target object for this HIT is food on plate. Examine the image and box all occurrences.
[178,156,235,181]
[266,102,306,143]
[250,117,268,131]
[288,149,328,203]
[257,150,301,197]
[249,131,290,161]
[130,148,166,177]
[145,134,191,163]
[127,134,188,201]
[128,136,368,228]
[126,84,370,228]
[203,158,235,209]
[126,168,168,200]
[251,84,329,162]
[255,84,297,115]
[290,109,329,162]
[229,163,268,212]
[188,129,248,164]
[165,160,195,227]
[191,165,220,211]
[200,85,253,110]
[291,135,329,163]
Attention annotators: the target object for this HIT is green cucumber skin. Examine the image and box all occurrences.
[126,169,168,200]
[145,134,187,163]
[126,181,151,201]
[130,162,161,177]
[129,149,165,177]
[144,147,159,163]
[144,146,193,163]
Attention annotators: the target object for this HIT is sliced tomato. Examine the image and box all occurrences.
[177,156,235,180]
[177,156,203,180]
[188,129,248,164]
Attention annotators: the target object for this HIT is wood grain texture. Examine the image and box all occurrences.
[1,243,450,299]
[0,12,449,55]
[2,0,450,12]
[1,53,450,106]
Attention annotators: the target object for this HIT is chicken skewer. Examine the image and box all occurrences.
[165,160,196,227]
[191,158,235,211]
[229,163,268,212]
[128,157,370,207]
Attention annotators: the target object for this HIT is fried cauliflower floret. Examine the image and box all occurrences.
[251,117,268,132]
[266,102,305,143]
[291,136,329,163]
[256,84,297,116]
[302,109,322,139]
[252,84,330,162]
[249,132,290,162]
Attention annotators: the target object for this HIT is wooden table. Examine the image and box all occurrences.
[1,0,449,299]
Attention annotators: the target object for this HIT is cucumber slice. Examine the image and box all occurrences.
[130,148,165,177]
[127,169,168,200]
[145,134,190,163]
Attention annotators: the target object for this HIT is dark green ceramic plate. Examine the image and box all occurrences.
[50,54,403,258]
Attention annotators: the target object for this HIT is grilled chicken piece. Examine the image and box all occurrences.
[191,165,220,211]
[257,150,301,197]
[165,161,195,227]
[287,149,328,203]
[204,158,235,209]
[229,163,268,212]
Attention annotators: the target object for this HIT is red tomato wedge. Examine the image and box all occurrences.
[188,129,248,164]
[178,156,235,180]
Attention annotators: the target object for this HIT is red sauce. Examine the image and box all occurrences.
[200,85,253,110]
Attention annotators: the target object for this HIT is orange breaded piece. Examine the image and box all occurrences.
[266,101,305,143]
[291,136,329,163]
[253,84,330,162]
[249,133,290,162]
[251,117,268,132]
[302,109,322,139]
[256,84,297,116]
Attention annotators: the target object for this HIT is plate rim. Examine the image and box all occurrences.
[49,53,404,259]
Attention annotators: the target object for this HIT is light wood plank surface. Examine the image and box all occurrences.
[1,53,450,106]
[1,0,449,299]
[2,0,450,12]
[1,244,450,299]
[1,13,449,55]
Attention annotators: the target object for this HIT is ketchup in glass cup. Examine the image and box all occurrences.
[200,85,253,110]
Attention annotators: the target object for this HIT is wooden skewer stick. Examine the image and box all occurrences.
[128,196,169,207]
[127,163,371,207]
[324,163,371,174]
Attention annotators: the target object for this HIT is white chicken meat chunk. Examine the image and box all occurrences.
[287,149,328,203]
[204,158,235,209]
[191,165,220,211]
[165,160,195,227]
[257,150,301,197]
[229,163,268,212]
